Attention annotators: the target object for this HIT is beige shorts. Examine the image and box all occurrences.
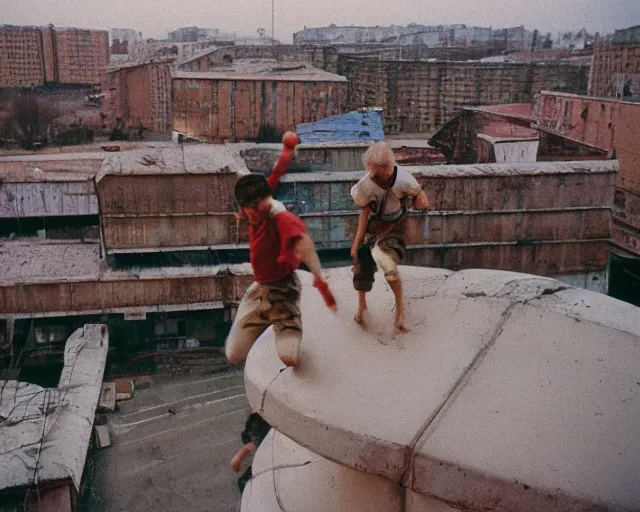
[353,235,405,292]
[225,273,302,365]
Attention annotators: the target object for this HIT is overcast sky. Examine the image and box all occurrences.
[2,0,639,42]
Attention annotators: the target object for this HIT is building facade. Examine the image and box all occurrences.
[0,24,108,87]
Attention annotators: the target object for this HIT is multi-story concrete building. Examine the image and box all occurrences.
[168,26,235,43]
[294,24,530,50]
[110,28,141,44]
[0,24,109,87]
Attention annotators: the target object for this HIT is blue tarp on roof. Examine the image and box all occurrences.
[296,108,385,144]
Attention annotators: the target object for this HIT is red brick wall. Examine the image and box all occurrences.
[0,26,45,87]
[54,29,109,85]
[0,26,108,87]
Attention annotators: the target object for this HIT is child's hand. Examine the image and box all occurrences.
[313,275,337,312]
[231,454,242,473]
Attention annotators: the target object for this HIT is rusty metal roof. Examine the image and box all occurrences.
[467,103,534,122]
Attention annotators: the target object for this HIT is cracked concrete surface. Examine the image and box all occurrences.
[243,266,640,512]
[0,324,108,492]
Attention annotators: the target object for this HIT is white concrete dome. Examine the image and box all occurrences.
[244,267,640,511]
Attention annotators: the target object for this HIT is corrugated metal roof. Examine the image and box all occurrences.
[297,109,385,144]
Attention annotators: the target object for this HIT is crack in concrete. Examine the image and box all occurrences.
[403,301,518,491]
[260,365,289,414]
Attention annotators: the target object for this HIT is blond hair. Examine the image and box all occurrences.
[362,141,395,171]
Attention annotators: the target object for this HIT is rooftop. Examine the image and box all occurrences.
[244,266,640,511]
[0,240,252,286]
[96,144,250,181]
[468,103,534,122]
[0,324,108,492]
[278,160,618,183]
[172,59,347,82]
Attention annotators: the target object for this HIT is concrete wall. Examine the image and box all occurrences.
[589,43,640,98]
[339,57,590,134]
[172,78,347,142]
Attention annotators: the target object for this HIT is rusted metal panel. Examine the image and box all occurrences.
[97,174,237,215]
[0,274,253,316]
[614,188,640,230]
[406,241,608,275]
[102,215,235,249]
[420,172,616,212]
[611,220,640,257]
[0,181,98,218]
[172,77,348,142]
[296,208,609,249]
[533,92,618,151]
[617,148,640,197]
[403,209,611,246]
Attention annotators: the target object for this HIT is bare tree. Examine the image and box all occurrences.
[7,91,58,149]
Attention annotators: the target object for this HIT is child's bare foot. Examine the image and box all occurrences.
[354,306,367,324]
[395,309,408,331]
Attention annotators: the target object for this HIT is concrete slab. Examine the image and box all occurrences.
[246,267,512,481]
[412,303,640,511]
[0,324,109,492]
[244,265,640,511]
[406,491,459,512]
[242,430,403,512]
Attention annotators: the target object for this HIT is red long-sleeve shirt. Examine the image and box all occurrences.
[266,146,294,191]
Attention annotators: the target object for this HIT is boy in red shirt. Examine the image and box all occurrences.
[225,133,336,367]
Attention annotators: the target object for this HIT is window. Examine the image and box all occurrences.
[35,325,67,344]
[154,319,186,337]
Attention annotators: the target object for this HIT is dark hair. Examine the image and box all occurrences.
[241,413,271,447]
[234,174,272,206]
